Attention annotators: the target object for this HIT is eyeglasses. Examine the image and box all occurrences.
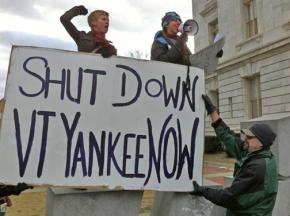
[246,135,256,140]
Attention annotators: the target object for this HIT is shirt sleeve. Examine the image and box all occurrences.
[60,6,82,43]
[212,118,245,160]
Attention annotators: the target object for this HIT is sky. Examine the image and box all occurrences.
[0,0,194,99]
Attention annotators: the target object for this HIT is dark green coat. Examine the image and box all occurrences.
[203,118,278,216]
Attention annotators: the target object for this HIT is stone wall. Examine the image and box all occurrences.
[193,0,290,134]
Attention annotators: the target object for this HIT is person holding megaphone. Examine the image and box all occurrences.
[151,11,192,65]
[151,11,223,66]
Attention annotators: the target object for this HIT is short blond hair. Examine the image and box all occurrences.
[87,10,109,27]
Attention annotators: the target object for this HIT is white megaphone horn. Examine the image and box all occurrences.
[178,19,199,36]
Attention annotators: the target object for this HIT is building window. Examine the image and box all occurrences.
[242,0,258,38]
[246,75,262,118]
[208,18,219,44]
[228,97,233,118]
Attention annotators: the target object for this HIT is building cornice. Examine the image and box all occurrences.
[199,0,217,17]
[282,21,290,30]
[215,36,290,73]
[235,34,263,50]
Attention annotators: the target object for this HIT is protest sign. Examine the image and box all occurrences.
[0,46,204,191]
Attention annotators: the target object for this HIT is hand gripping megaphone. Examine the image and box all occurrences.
[178,19,199,36]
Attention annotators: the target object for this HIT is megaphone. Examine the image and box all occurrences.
[178,19,199,36]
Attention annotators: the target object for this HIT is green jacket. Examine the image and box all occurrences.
[203,118,278,216]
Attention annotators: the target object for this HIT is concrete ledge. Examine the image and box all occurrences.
[150,187,226,216]
[46,188,143,216]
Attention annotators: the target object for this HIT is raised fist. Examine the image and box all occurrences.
[76,5,88,15]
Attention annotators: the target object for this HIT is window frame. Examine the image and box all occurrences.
[242,0,258,38]
[208,18,219,44]
[246,75,262,118]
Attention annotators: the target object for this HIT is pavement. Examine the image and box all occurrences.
[203,151,235,185]
[5,152,235,216]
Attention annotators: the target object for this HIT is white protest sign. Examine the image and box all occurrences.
[190,32,225,74]
[0,46,204,191]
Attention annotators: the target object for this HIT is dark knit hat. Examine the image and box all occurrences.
[161,11,182,28]
[241,123,276,147]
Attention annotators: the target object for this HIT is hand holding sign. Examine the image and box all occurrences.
[0,183,33,197]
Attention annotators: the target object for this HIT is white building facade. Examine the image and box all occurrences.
[192,0,290,136]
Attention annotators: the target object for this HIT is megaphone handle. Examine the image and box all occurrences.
[185,65,190,91]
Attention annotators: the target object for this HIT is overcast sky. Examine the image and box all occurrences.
[0,0,194,98]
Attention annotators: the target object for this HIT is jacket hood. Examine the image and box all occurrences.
[154,31,163,40]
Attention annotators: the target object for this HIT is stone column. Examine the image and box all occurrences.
[150,186,226,216]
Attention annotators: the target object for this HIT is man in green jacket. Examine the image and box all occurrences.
[191,95,278,216]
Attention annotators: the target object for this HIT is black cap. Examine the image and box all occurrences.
[241,123,276,147]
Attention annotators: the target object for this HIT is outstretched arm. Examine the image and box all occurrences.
[202,95,244,159]
[191,160,267,209]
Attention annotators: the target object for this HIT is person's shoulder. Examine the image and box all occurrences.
[244,153,268,169]
[79,31,93,39]
[153,31,167,45]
